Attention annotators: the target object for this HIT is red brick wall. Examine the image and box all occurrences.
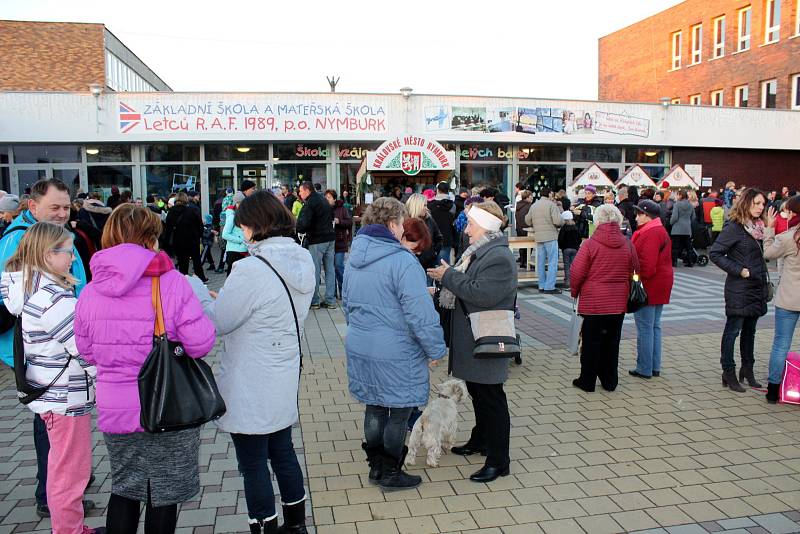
[0,20,105,91]
[599,0,800,109]
[672,147,800,191]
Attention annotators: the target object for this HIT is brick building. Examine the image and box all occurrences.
[0,20,171,92]
[599,0,800,110]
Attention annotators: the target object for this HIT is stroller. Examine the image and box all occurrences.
[687,219,711,266]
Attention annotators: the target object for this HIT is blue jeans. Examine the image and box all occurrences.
[633,304,664,377]
[768,307,800,384]
[309,240,336,305]
[334,251,346,298]
[537,240,558,290]
[562,248,578,287]
[230,427,306,521]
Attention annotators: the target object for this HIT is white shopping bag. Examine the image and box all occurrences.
[567,299,582,356]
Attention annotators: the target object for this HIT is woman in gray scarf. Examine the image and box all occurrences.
[427,201,517,483]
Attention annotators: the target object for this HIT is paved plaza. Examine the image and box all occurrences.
[0,266,798,533]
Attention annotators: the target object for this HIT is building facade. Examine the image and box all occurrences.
[0,20,171,92]
[0,91,798,216]
[599,0,800,109]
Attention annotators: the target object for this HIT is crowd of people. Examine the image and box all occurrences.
[0,175,797,533]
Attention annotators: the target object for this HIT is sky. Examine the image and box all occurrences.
[2,0,681,99]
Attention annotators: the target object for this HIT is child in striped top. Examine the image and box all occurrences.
[1,222,102,534]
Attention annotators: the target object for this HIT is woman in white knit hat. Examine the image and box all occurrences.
[427,201,517,483]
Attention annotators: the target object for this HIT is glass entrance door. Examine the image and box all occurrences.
[52,168,82,197]
[238,164,269,191]
[17,169,47,195]
[208,166,235,200]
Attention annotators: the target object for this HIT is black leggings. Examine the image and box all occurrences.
[106,492,178,534]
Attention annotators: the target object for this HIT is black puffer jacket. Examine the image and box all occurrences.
[296,191,335,245]
[709,221,769,317]
[417,215,443,269]
[164,203,203,255]
[428,198,456,248]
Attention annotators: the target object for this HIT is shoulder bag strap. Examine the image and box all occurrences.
[253,254,303,369]
[151,277,166,337]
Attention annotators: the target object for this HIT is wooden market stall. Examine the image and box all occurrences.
[568,163,616,199]
[658,164,700,190]
[616,164,658,190]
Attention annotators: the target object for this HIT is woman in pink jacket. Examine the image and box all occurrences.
[74,205,216,534]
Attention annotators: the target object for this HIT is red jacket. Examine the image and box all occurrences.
[570,222,639,315]
[631,218,674,305]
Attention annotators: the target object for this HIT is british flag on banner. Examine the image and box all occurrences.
[119,102,141,133]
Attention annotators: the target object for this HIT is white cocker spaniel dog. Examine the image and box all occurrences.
[405,379,469,468]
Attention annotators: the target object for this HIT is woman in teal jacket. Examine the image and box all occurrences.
[343,197,446,492]
[222,192,248,275]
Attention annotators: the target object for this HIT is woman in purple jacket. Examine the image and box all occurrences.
[74,204,216,534]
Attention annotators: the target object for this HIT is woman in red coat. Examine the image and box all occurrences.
[628,200,674,379]
[570,204,639,392]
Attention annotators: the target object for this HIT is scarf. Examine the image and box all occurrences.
[744,219,765,241]
[438,231,503,310]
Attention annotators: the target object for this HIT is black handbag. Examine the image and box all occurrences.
[138,277,226,433]
[627,272,648,313]
[626,241,648,313]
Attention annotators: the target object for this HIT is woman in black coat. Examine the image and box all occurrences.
[709,188,769,392]
[164,192,208,282]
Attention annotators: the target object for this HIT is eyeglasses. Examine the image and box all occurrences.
[51,248,74,258]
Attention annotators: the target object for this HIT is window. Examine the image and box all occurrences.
[671,97,681,104]
[85,144,132,163]
[143,144,200,161]
[204,144,268,161]
[735,85,750,107]
[671,31,682,69]
[761,79,777,108]
[765,0,781,43]
[690,94,701,105]
[570,146,623,163]
[792,74,800,110]
[796,0,800,35]
[738,6,752,50]
[711,90,724,106]
[625,148,666,164]
[713,16,726,57]
[13,145,81,164]
[691,24,702,64]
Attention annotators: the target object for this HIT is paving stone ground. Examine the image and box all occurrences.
[0,266,798,533]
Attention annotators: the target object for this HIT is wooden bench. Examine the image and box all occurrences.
[508,234,565,285]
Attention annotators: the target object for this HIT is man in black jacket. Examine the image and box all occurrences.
[297,181,337,309]
[428,182,456,264]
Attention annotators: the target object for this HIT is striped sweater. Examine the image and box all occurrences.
[0,270,96,416]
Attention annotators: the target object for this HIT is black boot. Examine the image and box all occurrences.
[250,517,279,534]
[378,447,422,491]
[722,368,746,392]
[766,382,780,404]
[277,500,308,534]
[362,442,383,485]
[738,366,763,388]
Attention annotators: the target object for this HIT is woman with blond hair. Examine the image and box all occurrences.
[75,204,215,533]
[1,222,102,534]
[405,193,443,270]
[427,201,517,483]
[710,187,770,392]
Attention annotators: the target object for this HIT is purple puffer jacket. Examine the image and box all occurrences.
[75,244,216,434]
